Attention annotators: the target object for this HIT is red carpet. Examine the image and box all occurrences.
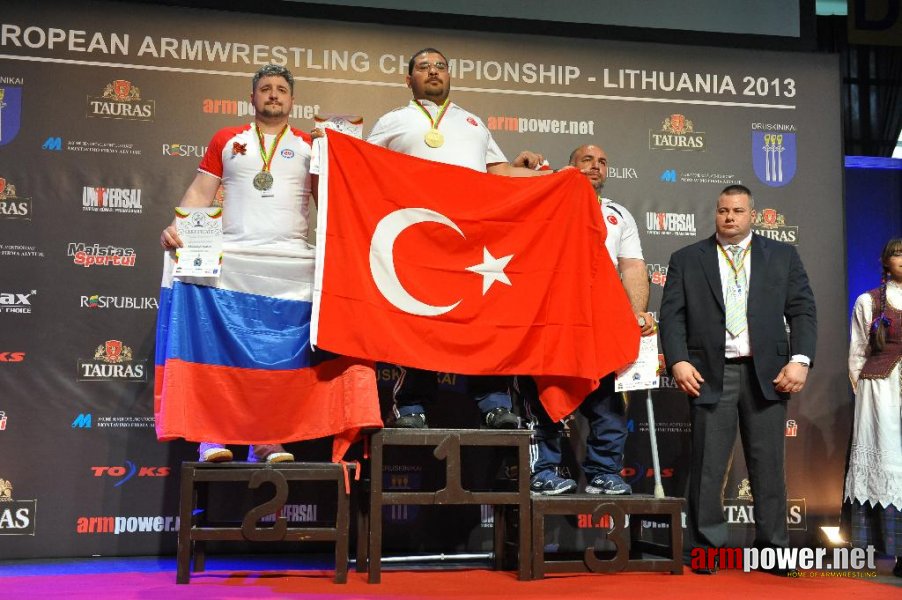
[3,567,898,599]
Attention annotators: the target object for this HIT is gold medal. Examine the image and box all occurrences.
[253,171,274,191]
[424,128,444,148]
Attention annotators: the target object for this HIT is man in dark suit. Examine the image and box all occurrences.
[659,184,816,573]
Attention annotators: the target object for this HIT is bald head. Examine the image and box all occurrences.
[569,144,608,191]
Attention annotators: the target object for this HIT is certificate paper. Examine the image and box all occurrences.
[172,207,223,277]
[615,335,661,392]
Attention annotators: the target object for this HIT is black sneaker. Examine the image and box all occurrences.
[585,473,632,495]
[393,413,427,429]
[530,470,577,495]
[483,407,520,429]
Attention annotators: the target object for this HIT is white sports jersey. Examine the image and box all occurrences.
[367,100,506,172]
[198,124,313,251]
[599,196,643,267]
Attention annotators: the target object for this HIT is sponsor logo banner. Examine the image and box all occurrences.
[162,143,207,158]
[0,244,43,258]
[0,177,32,220]
[485,115,595,135]
[723,479,807,530]
[752,207,798,244]
[659,168,741,185]
[76,515,179,534]
[44,136,142,155]
[67,243,137,268]
[77,340,147,382]
[0,352,25,363]
[81,187,143,215]
[92,463,170,487]
[87,80,154,121]
[0,290,35,314]
[650,114,706,151]
[202,98,319,119]
[607,165,639,180]
[0,478,36,536]
[645,211,697,236]
[71,413,155,429]
[80,294,158,310]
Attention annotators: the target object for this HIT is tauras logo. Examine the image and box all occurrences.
[77,340,147,382]
[0,177,31,220]
[649,113,706,151]
[67,242,136,268]
[81,294,157,310]
[87,80,154,121]
[752,208,798,245]
[82,187,142,214]
[0,478,36,536]
[0,290,35,314]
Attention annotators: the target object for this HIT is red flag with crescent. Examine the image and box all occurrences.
[312,130,640,420]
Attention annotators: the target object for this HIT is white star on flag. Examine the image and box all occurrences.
[466,247,514,295]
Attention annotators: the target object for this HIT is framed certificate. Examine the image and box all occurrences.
[172,207,223,278]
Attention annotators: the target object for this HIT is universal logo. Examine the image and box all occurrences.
[77,340,147,382]
[82,187,143,215]
[0,177,31,220]
[87,80,154,121]
[649,114,706,151]
[645,212,697,236]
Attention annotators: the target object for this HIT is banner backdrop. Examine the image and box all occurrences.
[0,0,846,559]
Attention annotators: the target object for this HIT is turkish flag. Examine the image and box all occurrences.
[312,130,640,420]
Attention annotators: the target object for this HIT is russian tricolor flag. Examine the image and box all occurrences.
[154,246,381,461]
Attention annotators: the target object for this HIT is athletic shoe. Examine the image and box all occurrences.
[483,407,520,429]
[247,444,294,463]
[530,470,578,495]
[198,442,233,463]
[585,473,632,495]
[392,413,427,429]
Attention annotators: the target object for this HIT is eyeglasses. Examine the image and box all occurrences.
[414,61,448,72]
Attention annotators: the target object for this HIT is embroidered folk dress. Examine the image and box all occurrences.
[845,281,902,554]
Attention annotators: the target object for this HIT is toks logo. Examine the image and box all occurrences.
[0,177,32,220]
[87,80,154,121]
[67,243,136,267]
[77,340,147,382]
[649,114,706,151]
[92,462,170,487]
[0,352,25,363]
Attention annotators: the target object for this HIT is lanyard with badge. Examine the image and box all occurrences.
[718,242,749,299]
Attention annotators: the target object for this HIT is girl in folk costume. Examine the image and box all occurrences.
[845,238,902,577]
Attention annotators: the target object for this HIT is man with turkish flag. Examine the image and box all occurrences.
[311,130,640,421]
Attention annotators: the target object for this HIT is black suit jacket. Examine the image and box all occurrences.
[659,233,817,405]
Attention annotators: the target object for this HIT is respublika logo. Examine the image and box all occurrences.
[0,290,34,314]
[607,164,638,180]
[752,123,796,187]
[67,243,136,268]
[92,463,170,487]
[77,340,147,382]
[752,207,798,244]
[81,187,143,214]
[0,177,31,220]
[0,80,23,147]
[87,80,154,121]
[162,143,207,158]
[645,212,697,236]
[80,294,158,310]
[0,478,36,536]
[650,114,705,151]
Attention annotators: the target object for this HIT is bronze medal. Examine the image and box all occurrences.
[253,171,274,191]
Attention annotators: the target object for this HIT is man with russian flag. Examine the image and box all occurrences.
[156,64,381,463]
